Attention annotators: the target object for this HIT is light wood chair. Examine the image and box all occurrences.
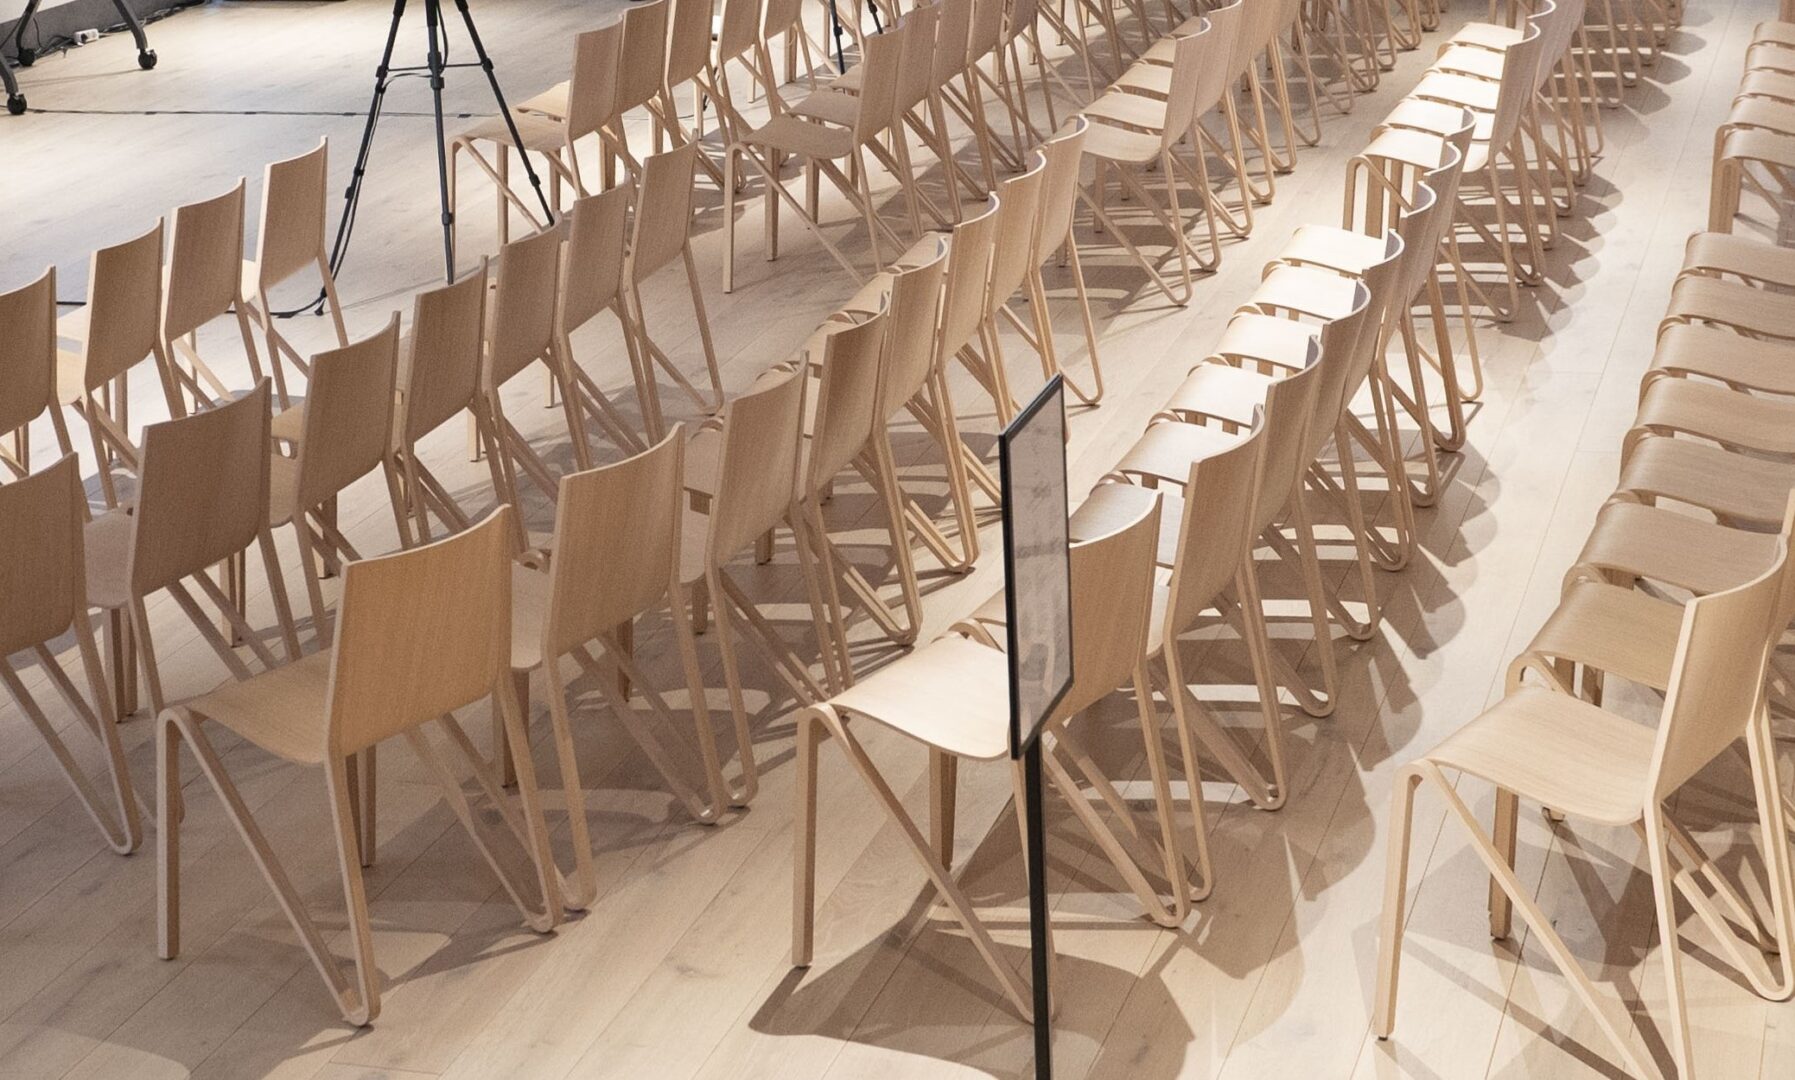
[960,148,1047,424]
[1376,537,1795,1080]
[1642,321,1795,402]
[724,15,910,290]
[86,380,301,720]
[1709,127,1795,236]
[650,0,729,187]
[525,0,671,189]
[158,507,564,1027]
[698,0,781,151]
[0,455,140,854]
[555,184,651,453]
[268,317,406,644]
[159,180,269,413]
[52,223,174,508]
[0,266,61,478]
[624,142,726,430]
[792,487,1163,1016]
[241,138,348,401]
[1022,118,1105,408]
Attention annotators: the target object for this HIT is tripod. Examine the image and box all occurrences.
[328,0,553,287]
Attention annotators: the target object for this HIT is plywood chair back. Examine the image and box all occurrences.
[566,21,627,141]
[876,238,950,412]
[967,0,1004,64]
[1166,413,1269,634]
[1035,117,1088,257]
[1253,337,1327,534]
[1530,0,1580,97]
[164,180,249,345]
[853,18,909,142]
[1326,233,1405,436]
[933,0,975,90]
[1051,487,1163,723]
[486,226,562,392]
[1488,21,1547,151]
[403,264,486,445]
[1195,1,1243,111]
[808,309,890,490]
[708,367,806,562]
[129,381,271,597]
[896,1,941,120]
[294,316,401,514]
[1238,0,1284,79]
[561,183,632,333]
[665,0,712,98]
[1389,183,1445,320]
[0,453,85,658]
[717,0,760,64]
[939,195,1002,360]
[327,506,515,759]
[1160,30,1211,154]
[631,142,699,282]
[0,267,55,455]
[762,0,806,56]
[252,139,330,295]
[81,222,165,394]
[546,430,684,659]
[988,151,1047,311]
[617,0,671,118]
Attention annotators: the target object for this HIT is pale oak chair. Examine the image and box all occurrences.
[0,266,61,477]
[159,181,269,412]
[241,138,349,401]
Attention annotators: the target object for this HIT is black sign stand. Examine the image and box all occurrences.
[1023,738,1052,1077]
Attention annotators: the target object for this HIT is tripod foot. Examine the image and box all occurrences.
[138,50,157,70]
[7,94,25,116]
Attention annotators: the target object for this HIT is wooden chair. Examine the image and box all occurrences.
[0,266,60,478]
[453,22,622,248]
[555,184,652,452]
[241,138,348,400]
[625,143,726,430]
[960,148,1047,425]
[1023,117,1104,408]
[723,16,910,291]
[1375,538,1795,1080]
[0,455,140,854]
[268,317,405,643]
[158,507,564,1027]
[54,223,176,507]
[650,0,729,188]
[86,380,301,720]
[792,488,1162,1017]
[160,180,269,413]
[522,0,670,189]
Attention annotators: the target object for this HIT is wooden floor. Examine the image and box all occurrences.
[2,0,1791,1076]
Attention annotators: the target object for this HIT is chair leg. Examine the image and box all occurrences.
[792,709,824,967]
[1645,809,1696,1080]
[1489,786,1518,939]
[929,747,957,870]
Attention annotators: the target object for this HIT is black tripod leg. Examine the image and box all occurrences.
[326,0,406,283]
[453,0,553,223]
[425,0,457,279]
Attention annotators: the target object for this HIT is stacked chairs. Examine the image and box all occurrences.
[1711,24,1795,237]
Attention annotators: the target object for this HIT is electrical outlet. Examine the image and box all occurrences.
[73,28,100,45]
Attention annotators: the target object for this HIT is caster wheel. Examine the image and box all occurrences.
[6,94,24,116]
[138,50,157,70]
[16,47,34,67]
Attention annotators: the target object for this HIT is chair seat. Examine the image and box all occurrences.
[1074,481,1181,568]
[1422,686,1653,827]
[1359,127,1454,173]
[1667,275,1795,341]
[1081,116,1171,165]
[510,563,554,671]
[1112,62,1173,98]
[1163,362,1274,428]
[1727,96,1795,137]
[1521,578,1682,693]
[517,81,571,120]
[1574,501,1783,597]
[790,87,861,128]
[1250,265,1364,321]
[83,509,133,609]
[1650,323,1795,396]
[1432,43,1506,81]
[1213,311,1321,369]
[1115,419,1249,485]
[1635,375,1795,456]
[826,633,1012,760]
[740,114,857,161]
[182,651,335,765]
[1383,96,1495,148]
[1740,68,1795,104]
[1619,435,1795,529]
[1448,20,1526,49]
[1141,15,1205,62]
[1080,88,1174,134]
[1409,70,1501,114]
[1754,20,1795,47]
[457,109,571,154]
[1280,224,1393,277]
[1682,230,1795,290]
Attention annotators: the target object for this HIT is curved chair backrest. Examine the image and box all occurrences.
[0,267,55,439]
[1162,24,1213,151]
[561,184,632,333]
[546,429,685,658]
[1241,0,1284,70]
[129,379,271,595]
[967,0,1004,63]
[897,3,941,118]
[1050,486,1162,723]
[1489,21,1546,149]
[631,143,699,281]
[80,222,165,394]
[0,454,85,657]
[487,226,562,392]
[617,0,670,116]
[807,308,890,491]
[876,237,950,413]
[295,316,400,513]
[717,0,760,61]
[1005,0,1040,46]
[1035,116,1089,255]
[933,0,975,88]
[404,264,486,443]
[666,0,713,89]
[855,19,910,142]
[1390,183,1444,311]
[988,151,1048,308]
[709,367,806,562]
[1532,0,1581,94]
[762,0,805,46]
[1651,536,1790,799]
[1166,411,1268,635]
[1195,3,1240,109]
[939,195,1002,360]
[1252,337,1326,533]
[1422,122,1472,216]
[164,180,248,343]
[253,139,329,293]
[567,21,627,140]
[1327,233,1405,439]
[328,506,515,758]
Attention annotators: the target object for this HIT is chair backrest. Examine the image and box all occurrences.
[1034,116,1089,255]
[1049,484,1162,722]
[1532,0,1582,92]
[1489,20,1546,148]
[544,429,685,659]
[1650,536,1790,799]
[897,3,941,118]
[854,19,910,142]
[807,308,890,490]
[486,226,561,392]
[967,0,1004,62]
[164,180,248,343]
[0,267,55,439]
[561,183,632,334]
[1161,24,1213,151]
[1165,411,1268,635]
[987,151,1047,311]
[403,263,487,443]
[1195,2,1241,109]
[666,0,713,89]
[1251,337,1326,532]
[617,0,670,115]
[252,139,330,293]
[567,21,627,140]
[129,379,271,595]
[938,195,1002,361]
[707,367,806,562]
[1390,183,1444,312]
[327,506,515,758]
[1422,125,1471,218]
[0,454,86,657]
[295,315,400,513]
[875,237,949,414]
[1325,233,1405,442]
[1004,0,1039,46]
[717,0,760,61]
[933,0,975,88]
[79,222,165,394]
[630,143,699,282]
[1240,0,1284,70]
